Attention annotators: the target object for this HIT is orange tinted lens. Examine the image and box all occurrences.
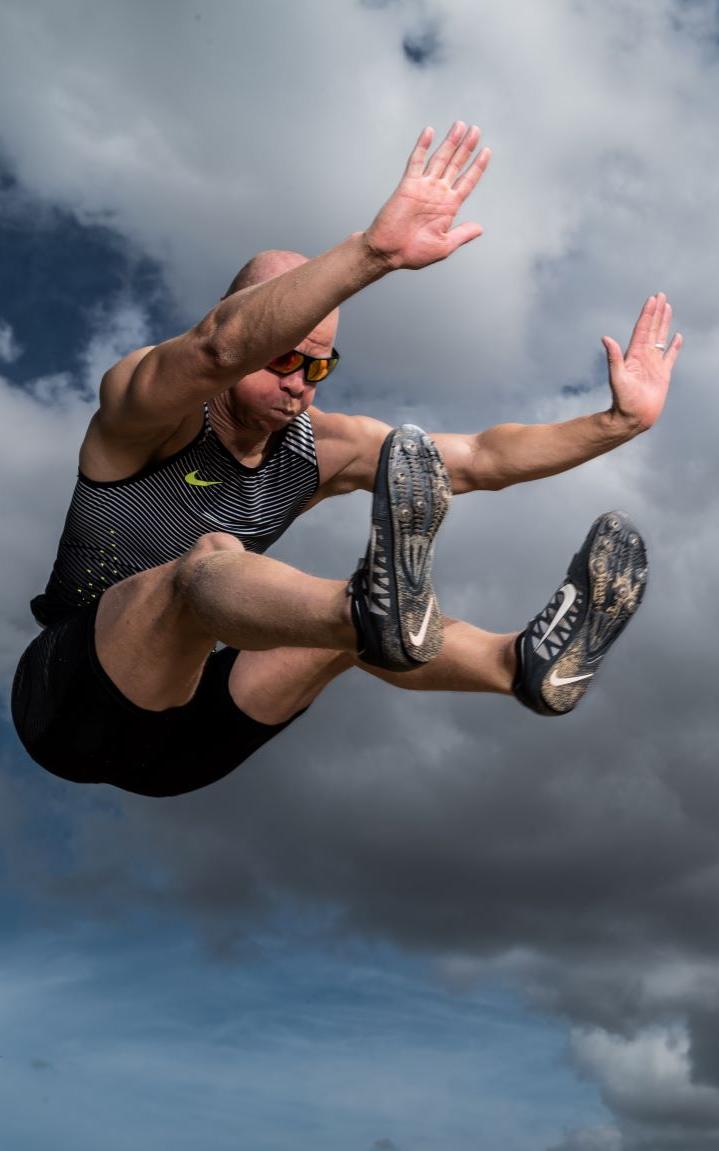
[268,350,304,375]
[307,358,329,383]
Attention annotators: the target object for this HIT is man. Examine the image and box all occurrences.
[11,122,682,797]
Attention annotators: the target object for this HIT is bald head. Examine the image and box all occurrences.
[222,249,340,350]
[223,250,309,297]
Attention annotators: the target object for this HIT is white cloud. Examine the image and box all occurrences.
[3,2,719,1147]
[80,299,150,391]
[0,319,22,364]
[573,1025,719,1134]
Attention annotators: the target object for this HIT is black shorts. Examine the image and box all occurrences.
[10,604,304,798]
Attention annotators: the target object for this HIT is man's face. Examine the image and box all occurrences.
[229,313,339,432]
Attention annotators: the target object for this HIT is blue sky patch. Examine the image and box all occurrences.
[0,168,179,389]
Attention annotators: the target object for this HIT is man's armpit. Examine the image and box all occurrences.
[309,409,391,494]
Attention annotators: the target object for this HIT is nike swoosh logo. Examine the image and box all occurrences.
[548,669,594,687]
[408,598,435,647]
[534,583,577,652]
[184,470,223,487]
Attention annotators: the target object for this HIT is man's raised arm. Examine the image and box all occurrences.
[108,122,491,437]
[435,293,683,494]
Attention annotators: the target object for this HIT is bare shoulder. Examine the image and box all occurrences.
[97,345,157,414]
[88,311,226,452]
[80,344,200,481]
[308,407,391,496]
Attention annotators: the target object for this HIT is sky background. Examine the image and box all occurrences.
[1,1,719,1148]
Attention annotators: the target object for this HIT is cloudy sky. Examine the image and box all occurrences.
[1,1,719,1148]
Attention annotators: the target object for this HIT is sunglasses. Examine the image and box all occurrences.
[265,346,340,384]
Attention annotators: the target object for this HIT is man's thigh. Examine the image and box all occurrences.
[95,535,242,711]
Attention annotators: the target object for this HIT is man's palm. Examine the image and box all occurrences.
[604,293,683,432]
[366,123,491,270]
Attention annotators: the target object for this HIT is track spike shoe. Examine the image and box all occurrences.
[513,510,648,716]
[349,424,451,671]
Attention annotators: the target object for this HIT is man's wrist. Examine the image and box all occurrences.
[599,406,645,443]
[354,229,402,275]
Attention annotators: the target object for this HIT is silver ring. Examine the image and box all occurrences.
[654,342,667,351]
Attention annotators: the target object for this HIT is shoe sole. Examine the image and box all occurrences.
[540,511,648,714]
[380,426,452,665]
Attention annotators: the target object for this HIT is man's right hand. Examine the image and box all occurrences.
[363,122,491,271]
[92,122,491,449]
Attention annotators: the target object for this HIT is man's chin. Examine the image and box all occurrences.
[268,408,300,425]
[245,409,298,434]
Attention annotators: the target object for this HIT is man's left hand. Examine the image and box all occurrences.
[603,293,683,435]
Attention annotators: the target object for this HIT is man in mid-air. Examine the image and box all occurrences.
[11,122,682,796]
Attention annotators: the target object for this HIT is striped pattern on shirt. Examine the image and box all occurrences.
[35,408,319,623]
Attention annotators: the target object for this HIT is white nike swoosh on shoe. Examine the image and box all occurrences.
[533,583,577,653]
[548,669,594,687]
[408,598,435,647]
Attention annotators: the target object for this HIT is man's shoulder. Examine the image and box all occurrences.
[80,344,197,482]
[101,345,157,398]
[306,407,391,494]
[307,406,388,446]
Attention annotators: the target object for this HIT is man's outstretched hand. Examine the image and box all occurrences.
[603,293,683,434]
[364,122,491,271]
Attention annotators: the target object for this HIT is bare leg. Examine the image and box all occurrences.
[228,618,518,725]
[229,647,355,723]
[360,618,518,694]
[96,531,355,712]
[177,538,355,651]
[96,530,517,721]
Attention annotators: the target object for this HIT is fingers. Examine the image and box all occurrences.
[628,294,658,351]
[453,146,491,200]
[630,291,680,360]
[404,126,435,178]
[650,291,671,346]
[623,291,683,369]
[444,124,481,183]
[425,120,467,178]
[602,336,624,369]
[663,331,683,369]
[446,220,484,255]
[407,121,489,191]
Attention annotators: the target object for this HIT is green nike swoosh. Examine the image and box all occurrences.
[184,470,223,487]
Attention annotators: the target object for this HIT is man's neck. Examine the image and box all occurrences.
[208,392,278,467]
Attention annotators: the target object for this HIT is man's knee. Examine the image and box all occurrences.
[173,532,245,604]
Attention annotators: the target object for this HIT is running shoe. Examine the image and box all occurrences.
[348,425,451,671]
[513,511,648,716]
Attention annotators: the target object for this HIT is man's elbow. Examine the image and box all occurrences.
[483,475,510,492]
[470,447,513,492]
[451,470,509,494]
[192,311,248,372]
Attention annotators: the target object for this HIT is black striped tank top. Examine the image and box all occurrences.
[32,407,319,625]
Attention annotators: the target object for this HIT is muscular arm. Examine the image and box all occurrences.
[434,410,634,494]
[307,410,392,505]
[436,292,683,495]
[100,122,490,441]
[120,234,388,434]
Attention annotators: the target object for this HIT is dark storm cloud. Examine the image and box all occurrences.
[402,21,443,67]
[0,174,178,387]
[3,1,719,1147]
[689,1008,719,1088]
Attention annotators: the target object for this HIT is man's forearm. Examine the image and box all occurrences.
[467,409,641,491]
[203,232,389,375]
[121,123,490,429]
